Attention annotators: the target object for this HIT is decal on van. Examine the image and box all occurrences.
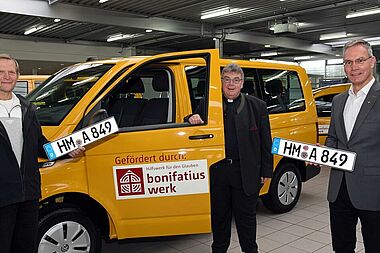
[113,160,208,199]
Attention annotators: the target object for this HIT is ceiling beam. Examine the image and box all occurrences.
[0,0,337,55]
[0,0,214,37]
[226,31,336,55]
[66,26,113,42]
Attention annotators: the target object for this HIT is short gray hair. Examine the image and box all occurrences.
[343,39,373,57]
[0,53,20,74]
[221,63,244,80]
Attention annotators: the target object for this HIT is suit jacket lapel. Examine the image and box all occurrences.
[337,92,349,143]
[349,82,380,142]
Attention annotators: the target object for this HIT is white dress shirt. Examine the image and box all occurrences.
[343,78,375,140]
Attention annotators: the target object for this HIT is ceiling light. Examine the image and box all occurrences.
[294,56,312,61]
[264,44,271,48]
[201,7,247,19]
[24,25,45,35]
[145,29,153,33]
[54,18,61,22]
[320,32,347,40]
[107,33,143,42]
[346,7,380,19]
[260,51,278,57]
[99,0,109,3]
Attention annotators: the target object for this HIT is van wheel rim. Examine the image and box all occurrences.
[38,221,91,253]
[277,171,298,205]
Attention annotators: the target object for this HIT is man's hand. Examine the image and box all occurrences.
[68,146,85,158]
[188,114,204,125]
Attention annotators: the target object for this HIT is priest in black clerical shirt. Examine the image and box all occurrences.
[187,63,273,253]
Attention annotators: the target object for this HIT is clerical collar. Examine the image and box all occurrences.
[224,94,241,103]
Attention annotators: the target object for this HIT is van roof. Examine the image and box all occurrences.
[81,55,303,70]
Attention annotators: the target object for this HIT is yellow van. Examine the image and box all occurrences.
[28,50,319,253]
[15,75,50,96]
[313,83,350,144]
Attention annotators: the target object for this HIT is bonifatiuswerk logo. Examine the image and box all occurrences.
[115,168,145,196]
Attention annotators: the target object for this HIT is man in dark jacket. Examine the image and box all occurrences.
[0,54,83,253]
[187,63,273,253]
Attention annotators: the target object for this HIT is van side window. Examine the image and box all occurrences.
[185,66,208,120]
[257,69,305,114]
[315,94,337,117]
[105,67,174,128]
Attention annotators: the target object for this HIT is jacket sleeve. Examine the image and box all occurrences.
[260,102,273,178]
[35,112,49,159]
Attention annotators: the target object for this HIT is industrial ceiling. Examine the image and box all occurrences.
[1,0,380,73]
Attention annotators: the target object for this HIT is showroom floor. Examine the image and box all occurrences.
[102,167,364,253]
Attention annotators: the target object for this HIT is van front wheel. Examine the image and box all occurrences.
[37,207,101,253]
[262,163,302,213]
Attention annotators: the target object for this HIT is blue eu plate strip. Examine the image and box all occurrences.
[43,143,57,161]
[271,137,281,154]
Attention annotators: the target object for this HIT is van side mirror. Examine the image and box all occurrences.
[88,109,108,125]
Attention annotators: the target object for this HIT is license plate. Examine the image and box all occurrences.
[271,137,356,172]
[44,117,119,161]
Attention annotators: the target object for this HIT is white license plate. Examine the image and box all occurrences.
[44,117,119,161]
[271,137,356,172]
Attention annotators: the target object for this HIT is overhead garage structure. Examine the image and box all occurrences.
[1,0,380,73]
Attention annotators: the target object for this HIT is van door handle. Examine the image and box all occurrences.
[189,134,214,140]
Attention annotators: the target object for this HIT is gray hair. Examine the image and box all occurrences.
[221,63,244,80]
[343,39,373,57]
[0,53,20,74]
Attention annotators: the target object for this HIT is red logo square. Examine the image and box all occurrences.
[115,167,145,196]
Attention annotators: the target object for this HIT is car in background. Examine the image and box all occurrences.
[313,83,350,144]
[15,75,50,96]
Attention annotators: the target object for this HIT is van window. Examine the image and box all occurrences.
[315,94,337,117]
[28,63,113,125]
[185,66,207,116]
[257,69,305,114]
[102,67,174,128]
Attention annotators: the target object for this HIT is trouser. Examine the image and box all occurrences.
[0,199,39,253]
[329,176,380,253]
[210,162,259,253]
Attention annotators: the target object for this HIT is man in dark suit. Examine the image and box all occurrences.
[187,63,273,253]
[326,39,380,253]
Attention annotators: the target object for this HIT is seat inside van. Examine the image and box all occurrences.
[109,76,147,127]
[136,72,170,125]
[265,79,287,113]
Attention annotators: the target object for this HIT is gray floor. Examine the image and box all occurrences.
[102,167,365,253]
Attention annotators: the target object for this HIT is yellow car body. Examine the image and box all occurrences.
[30,49,320,252]
[313,83,350,144]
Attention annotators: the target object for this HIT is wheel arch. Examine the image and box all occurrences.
[39,192,110,239]
[275,157,308,182]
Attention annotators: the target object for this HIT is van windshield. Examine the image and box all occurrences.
[27,63,114,126]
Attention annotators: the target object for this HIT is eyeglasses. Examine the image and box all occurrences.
[343,56,372,67]
[222,77,242,84]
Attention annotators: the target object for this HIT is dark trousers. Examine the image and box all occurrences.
[210,162,258,253]
[329,177,380,253]
[0,200,39,253]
